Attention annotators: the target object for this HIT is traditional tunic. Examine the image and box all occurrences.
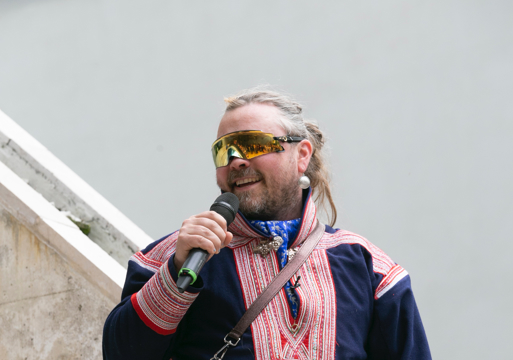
[103,190,431,359]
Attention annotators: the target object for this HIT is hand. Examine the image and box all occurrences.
[173,211,233,270]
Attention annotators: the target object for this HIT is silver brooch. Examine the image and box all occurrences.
[287,248,299,261]
[252,236,283,257]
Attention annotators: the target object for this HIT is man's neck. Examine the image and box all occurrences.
[242,191,305,222]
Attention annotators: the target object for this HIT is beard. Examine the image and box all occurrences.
[228,166,301,221]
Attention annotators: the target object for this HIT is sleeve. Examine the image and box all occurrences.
[367,268,431,360]
[102,235,203,360]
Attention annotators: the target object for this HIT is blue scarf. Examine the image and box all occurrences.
[249,218,301,319]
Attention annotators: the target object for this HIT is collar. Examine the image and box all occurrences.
[227,187,318,249]
[248,218,301,249]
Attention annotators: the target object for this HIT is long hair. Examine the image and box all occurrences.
[224,86,337,227]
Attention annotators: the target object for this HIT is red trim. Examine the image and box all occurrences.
[233,243,336,358]
[374,264,407,300]
[233,246,250,310]
[133,252,162,267]
[130,293,176,335]
[319,231,396,277]
[290,196,317,248]
[325,248,337,345]
[291,200,308,248]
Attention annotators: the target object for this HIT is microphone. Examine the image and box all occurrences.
[176,192,239,293]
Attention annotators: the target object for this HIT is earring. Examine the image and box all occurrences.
[298,174,310,189]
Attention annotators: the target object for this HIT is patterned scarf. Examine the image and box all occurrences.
[249,218,301,318]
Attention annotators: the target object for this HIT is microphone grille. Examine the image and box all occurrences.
[210,192,240,226]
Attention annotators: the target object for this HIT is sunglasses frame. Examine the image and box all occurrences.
[211,130,305,168]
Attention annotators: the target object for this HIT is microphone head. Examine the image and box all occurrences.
[210,192,240,226]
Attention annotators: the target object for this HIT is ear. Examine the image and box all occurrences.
[297,139,313,174]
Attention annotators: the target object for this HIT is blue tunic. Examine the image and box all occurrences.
[103,191,431,360]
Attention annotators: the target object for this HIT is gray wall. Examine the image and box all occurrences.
[1,1,512,358]
[0,208,115,359]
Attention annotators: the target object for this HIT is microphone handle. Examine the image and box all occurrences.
[176,248,209,293]
[176,193,238,293]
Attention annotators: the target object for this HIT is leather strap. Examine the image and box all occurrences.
[227,220,325,341]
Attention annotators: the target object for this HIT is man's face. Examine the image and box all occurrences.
[216,103,303,221]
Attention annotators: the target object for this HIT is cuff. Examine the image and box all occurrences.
[131,255,203,335]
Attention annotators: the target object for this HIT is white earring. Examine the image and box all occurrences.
[298,174,310,189]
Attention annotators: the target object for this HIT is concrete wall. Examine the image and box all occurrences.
[0,114,153,358]
[0,110,153,268]
[0,209,114,360]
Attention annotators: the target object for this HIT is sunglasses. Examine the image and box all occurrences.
[211,130,305,168]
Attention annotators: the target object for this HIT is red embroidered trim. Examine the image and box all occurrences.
[131,259,199,335]
[374,264,408,299]
[128,232,201,335]
[131,252,161,273]
[290,196,317,248]
[143,232,179,263]
[233,245,337,359]
[128,232,179,275]
[131,293,176,335]
[318,231,396,275]
[319,230,408,299]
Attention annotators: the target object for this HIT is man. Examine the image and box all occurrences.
[103,88,431,359]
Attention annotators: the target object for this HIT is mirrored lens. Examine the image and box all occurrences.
[212,131,284,168]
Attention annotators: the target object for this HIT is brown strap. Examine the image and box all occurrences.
[227,220,325,341]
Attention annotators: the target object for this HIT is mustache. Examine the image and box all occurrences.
[228,168,263,185]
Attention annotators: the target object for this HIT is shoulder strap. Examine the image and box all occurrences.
[211,221,325,359]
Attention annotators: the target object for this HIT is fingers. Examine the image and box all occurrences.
[187,213,228,246]
[179,225,224,254]
[224,231,233,247]
[196,211,229,232]
[174,211,234,269]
